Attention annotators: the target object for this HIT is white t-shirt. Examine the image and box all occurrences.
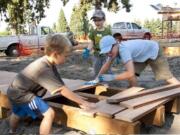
[119,39,159,63]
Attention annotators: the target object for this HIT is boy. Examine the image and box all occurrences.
[7,34,96,135]
[82,9,111,76]
[97,35,179,87]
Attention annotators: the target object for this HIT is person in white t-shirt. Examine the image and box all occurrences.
[96,35,179,87]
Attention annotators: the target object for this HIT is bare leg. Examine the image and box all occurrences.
[9,113,20,133]
[166,77,180,85]
[40,107,55,135]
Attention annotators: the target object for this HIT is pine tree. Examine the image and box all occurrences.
[57,8,68,32]
[69,1,91,39]
[70,6,82,38]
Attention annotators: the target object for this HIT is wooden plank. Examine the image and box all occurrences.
[141,105,165,126]
[107,84,180,103]
[76,92,107,101]
[107,86,126,92]
[48,102,141,135]
[81,100,126,118]
[120,87,180,108]
[115,98,170,122]
[107,87,144,103]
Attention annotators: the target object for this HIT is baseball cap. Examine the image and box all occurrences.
[91,10,105,20]
[100,35,116,54]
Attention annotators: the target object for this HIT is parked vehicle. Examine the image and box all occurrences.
[0,25,55,57]
[111,22,151,40]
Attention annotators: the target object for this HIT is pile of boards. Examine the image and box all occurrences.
[46,83,180,134]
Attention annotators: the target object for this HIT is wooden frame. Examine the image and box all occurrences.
[48,102,141,135]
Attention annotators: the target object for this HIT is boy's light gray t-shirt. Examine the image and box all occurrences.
[119,39,159,63]
[7,56,65,104]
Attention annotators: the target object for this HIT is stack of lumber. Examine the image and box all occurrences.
[82,84,180,123]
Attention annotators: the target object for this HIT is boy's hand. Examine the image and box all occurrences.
[82,48,90,59]
[99,74,116,82]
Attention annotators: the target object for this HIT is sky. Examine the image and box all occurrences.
[0,0,180,31]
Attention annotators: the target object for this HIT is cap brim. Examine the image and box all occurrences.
[91,16,103,20]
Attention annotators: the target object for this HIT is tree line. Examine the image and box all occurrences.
[0,0,131,34]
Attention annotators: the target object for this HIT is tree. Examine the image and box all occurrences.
[61,0,132,12]
[69,1,91,39]
[70,6,82,38]
[0,0,132,34]
[0,0,50,34]
[57,8,68,32]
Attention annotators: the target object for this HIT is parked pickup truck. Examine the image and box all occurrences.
[111,22,151,40]
[0,25,55,56]
[0,25,77,57]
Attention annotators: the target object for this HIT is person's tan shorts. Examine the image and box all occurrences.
[134,47,173,80]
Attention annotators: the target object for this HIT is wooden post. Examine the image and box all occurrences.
[0,92,11,119]
[0,107,10,119]
[48,102,140,135]
[141,105,165,127]
[165,96,180,114]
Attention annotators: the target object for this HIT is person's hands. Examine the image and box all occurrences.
[98,74,116,82]
[80,101,96,110]
[82,48,90,59]
[84,78,99,85]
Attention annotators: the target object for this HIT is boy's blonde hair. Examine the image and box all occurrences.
[45,34,72,56]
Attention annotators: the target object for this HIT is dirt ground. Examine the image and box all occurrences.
[0,51,180,134]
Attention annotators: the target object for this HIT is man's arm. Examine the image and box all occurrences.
[98,58,113,76]
[116,60,137,86]
[98,60,138,87]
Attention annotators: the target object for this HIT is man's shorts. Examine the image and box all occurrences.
[12,97,49,119]
[134,47,173,80]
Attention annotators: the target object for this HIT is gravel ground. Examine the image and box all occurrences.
[0,51,180,134]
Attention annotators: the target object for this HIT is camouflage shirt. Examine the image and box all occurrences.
[88,27,111,56]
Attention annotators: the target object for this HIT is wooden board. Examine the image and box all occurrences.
[81,100,126,118]
[76,92,107,101]
[107,87,144,103]
[107,84,180,103]
[120,87,180,108]
[115,98,170,122]
[48,101,141,135]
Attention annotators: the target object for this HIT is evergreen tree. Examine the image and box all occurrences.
[70,6,82,38]
[70,1,91,39]
[57,8,68,32]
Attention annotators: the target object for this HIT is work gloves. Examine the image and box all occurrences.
[82,48,90,59]
[98,74,116,82]
[84,74,116,85]
[84,78,99,85]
